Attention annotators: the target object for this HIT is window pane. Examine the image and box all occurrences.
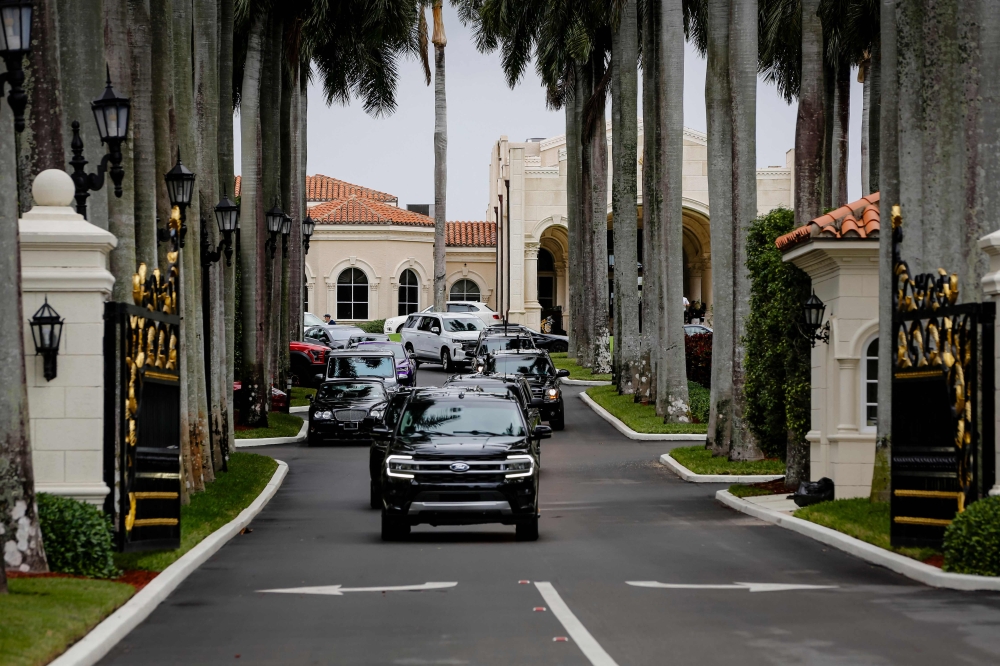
[356,303,368,320]
[867,338,878,357]
[866,405,877,427]
[337,303,352,320]
[337,285,352,301]
[352,285,366,302]
[867,359,878,378]
[867,382,878,403]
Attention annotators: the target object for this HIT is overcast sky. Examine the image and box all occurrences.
[235,4,863,220]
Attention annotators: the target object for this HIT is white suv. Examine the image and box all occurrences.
[399,312,486,372]
[384,301,499,334]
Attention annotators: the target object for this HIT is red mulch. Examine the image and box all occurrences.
[744,478,792,495]
[6,569,159,590]
[923,554,944,569]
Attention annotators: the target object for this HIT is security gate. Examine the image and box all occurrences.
[103,212,183,552]
[890,206,995,548]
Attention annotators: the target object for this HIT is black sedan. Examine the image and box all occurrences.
[307,379,388,446]
[374,389,550,541]
[483,350,569,430]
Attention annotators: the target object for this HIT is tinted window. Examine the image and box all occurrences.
[447,303,471,312]
[404,315,420,329]
[398,400,525,437]
[418,316,438,332]
[486,355,553,377]
[317,382,386,401]
[329,356,394,379]
[479,337,532,354]
[442,317,484,332]
[356,342,407,362]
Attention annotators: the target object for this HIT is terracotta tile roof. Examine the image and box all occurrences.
[309,196,433,226]
[234,175,241,197]
[776,193,881,252]
[233,174,397,205]
[446,221,497,247]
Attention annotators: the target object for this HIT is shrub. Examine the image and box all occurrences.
[943,496,1000,576]
[358,319,386,334]
[37,493,120,579]
[685,333,712,389]
[688,381,710,423]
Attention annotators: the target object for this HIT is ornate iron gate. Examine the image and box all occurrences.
[890,206,995,548]
[103,212,183,552]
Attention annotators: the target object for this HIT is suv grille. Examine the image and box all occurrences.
[335,409,367,422]
[404,459,511,483]
[462,341,478,352]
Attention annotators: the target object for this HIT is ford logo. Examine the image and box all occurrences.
[450,462,470,472]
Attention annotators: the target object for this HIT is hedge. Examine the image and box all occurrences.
[37,493,120,579]
[943,496,1000,576]
[358,319,386,334]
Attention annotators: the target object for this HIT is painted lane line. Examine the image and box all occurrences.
[533,582,619,666]
[626,581,839,593]
[258,582,457,596]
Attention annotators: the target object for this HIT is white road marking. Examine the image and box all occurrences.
[533,582,619,666]
[258,582,458,596]
[626,581,839,593]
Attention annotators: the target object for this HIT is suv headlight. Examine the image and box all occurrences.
[544,387,559,401]
[504,454,535,478]
[386,454,415,479]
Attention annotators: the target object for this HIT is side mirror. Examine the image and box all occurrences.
[556,369,570,378]
[533,424,552,439]
[530,397,544,408]
[431,327,441,335]
[314,374,324,384]
[371,426,392,437]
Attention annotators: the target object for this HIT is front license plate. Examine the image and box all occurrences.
[345,422,359,430]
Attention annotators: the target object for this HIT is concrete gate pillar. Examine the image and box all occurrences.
[979,230,1000,496]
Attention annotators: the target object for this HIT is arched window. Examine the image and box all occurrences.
[450,279,481,302]
[398,269,419,316]
[863,337,878,431]
[336,268,368,320]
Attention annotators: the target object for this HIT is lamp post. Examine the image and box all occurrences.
[68,67,131,219]
[202,191,239,268]
[302,215,315,255]
[29,297,64,381]
[0,0,31,132]
[162,150,195,246]
[800,291,831,346]
[264,199,284,259]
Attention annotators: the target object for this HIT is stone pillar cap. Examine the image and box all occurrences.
[33,169,76,207]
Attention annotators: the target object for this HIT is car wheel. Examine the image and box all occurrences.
[370,481,381,510]
[516,516,539,541]
[441,348,452,372]
[550,407,565,431]
[381,512,410,541]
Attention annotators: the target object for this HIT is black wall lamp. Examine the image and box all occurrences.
[264,199,284,259]
[163,150,195,246]
[280,213,292,257]
[202,191,239,267]
[800,291,831,347]
[69,67,131,219]
[302,216,315,254]
[0,0,31,132]
[29,298,63,381]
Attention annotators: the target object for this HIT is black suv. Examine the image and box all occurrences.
[471,331,537,371]
[308,379,389,446]
[374,389,550,541]
[483,350,568,430]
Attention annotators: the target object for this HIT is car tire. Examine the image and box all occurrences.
[550,407,565,431]
[381,512,410,541]
[441,348,452,372]
[516,516,539,541]
[370,481,381,510]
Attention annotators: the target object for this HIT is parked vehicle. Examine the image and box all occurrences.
[304,324,366,350]
[233,382,288,413]
[349,333,390,346]
[444,374,542,439]
[472,330,538,370]
[399,312,485,372]
[684,324,713,336]
[383,301,501,334]
[290,340,329,387]
[374,388,549,541]
[353,341,417,386]
[308,379,388,447]
[304,311,329,327]
[323,348,400,391]
[482,323,569,353]
[483,350,569,430]
[369,386,419,508]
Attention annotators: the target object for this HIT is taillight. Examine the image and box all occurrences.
[492,314,500,319]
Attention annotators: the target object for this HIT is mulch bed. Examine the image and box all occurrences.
[6,569,159,591]
[743,478,792,495]
[922,554,944,569]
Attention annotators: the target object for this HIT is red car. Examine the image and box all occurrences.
[233,382,288,413]
[290,340,329,388]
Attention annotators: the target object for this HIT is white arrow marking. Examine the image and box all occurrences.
[258,582,458,596]
[626,581,838,593]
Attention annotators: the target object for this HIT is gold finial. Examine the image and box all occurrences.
[892,205,902,229]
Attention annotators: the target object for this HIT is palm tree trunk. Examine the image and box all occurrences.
[432,1,448,312]
[0,69,48,579]
[726,0,763,460]
[566,64,582,360]
[612,0,640,394]
[279,64,292,396]
[238,15,268,429]
[640,0,661,405]
[868,41,881,197]
[656,0,690,422]
[861,58,870,196]
[288,64,303,347]
[831,55,850,208]
[150,0,177,270]
[260,16,283,388]
[578,61,595,369]
[219,0,236,449]
[128,0,157,268]
[821,57,835,210]
[588,57,612,376]
[795,0,825,226]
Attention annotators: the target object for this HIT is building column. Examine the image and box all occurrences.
[689,264,703,305]
[325,279,336,319]
[508,146,526,323]
[977,230,1000,495]
[524,242,541,330]
[701,254,713,312]
[836,358,859,433]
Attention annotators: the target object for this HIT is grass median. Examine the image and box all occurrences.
[234,412,303,439]
[585,384,708,434]
[550,353,612,382]
[289,387,315,407]
[669,445,784,475]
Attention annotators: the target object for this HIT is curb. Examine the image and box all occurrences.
[289,405,308,414]
[50,460,289,666]
[235,419,307,448]
[659,453,784,483]
[562,378,613,386]
[715,489,1000,591]
[578,392,706,441]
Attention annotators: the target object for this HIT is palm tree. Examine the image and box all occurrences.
[128,0,158,268]
[427,1,448,312]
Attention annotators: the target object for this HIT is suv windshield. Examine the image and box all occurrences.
[443,317,485,332]
[317,382,386,401]
[329,356,394,379]
[356,342,407,362]
[398,400,526,437]
[486,354,553,378]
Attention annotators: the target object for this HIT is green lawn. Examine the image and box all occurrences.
[550,353,612,382]
[669,445,784,475]
[234,412,303,439]
[290,387,315,407]
[794,498,938,562]
[586,385,707,434]
[389,333,402,342]
[0,577,135,666]
[114,452,279,572]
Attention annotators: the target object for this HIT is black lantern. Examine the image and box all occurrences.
[280,214,292,257]
[800,291,831,346]
[29,298,64,382]
[264,199,284,258]
[302,216,315,254]
[0,0,31,132]
[164,150,195,246]
[92,65,130,148]
[203,191,239,267]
